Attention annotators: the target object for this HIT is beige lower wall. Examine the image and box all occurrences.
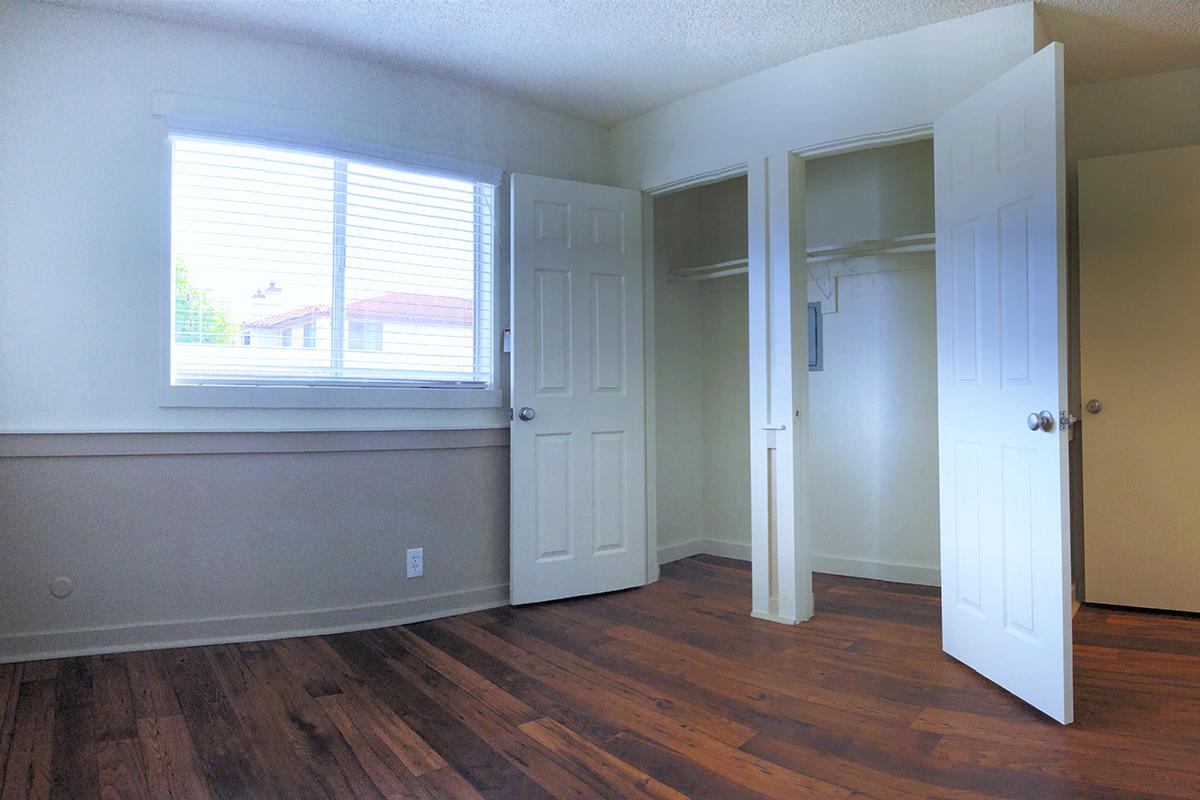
[0,430,510,662]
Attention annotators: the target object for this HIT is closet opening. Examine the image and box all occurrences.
[803,139,940,589]
[651,174,752,563]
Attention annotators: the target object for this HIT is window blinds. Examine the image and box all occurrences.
[170,135,494,388]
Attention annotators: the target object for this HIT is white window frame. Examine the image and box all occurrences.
[157,118,503,410]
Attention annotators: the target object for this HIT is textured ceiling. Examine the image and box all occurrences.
[53,0,1200,126]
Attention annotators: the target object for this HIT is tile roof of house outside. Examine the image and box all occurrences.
[243,292,473,328]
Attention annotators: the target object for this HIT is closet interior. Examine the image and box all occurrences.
[652,176,751,557]
[805,139,939,585]
[652,139,940,586]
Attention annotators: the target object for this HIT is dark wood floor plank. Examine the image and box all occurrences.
[4,558,1200,798]
[163,646,274,800]
[324,631,555,800]
[602,730,775,800]
[0,662,22,791]
[204,644,333,800]
[740,731,1011,800]
[929,733,1192,800]
[369,635,607,799]
[315,694,430,799]
[50,658,100,800]
[2,679,55,800]
[439,617,853,800]
[246,641,390,800]
[519,716,689,800]
[411,620,630,747]
[91,654,139,744]
[476,612,759,746]
[382,625,539,727]
[136,715,212,799]
[97,738,151,800]
[124,650,181,719]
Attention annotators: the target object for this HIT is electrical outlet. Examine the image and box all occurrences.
[406,547,423,578]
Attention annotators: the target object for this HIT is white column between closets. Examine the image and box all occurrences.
[748,152,813,625]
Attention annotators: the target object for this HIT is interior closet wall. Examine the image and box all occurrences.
[653,178,750,559]
[806,140,939,584]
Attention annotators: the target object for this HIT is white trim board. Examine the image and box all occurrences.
[0,583,509,664]
[658,540,939,587]
[658,539,752,564]
[812,555,939,587]
[0,427,509,458]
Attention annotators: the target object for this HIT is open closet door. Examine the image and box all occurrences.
[509,174,646,605]
[934,43,1072,723]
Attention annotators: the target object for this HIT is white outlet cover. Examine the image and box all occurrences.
[406,547,423,578]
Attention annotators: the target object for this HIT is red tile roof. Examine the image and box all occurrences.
[243,292,473,328]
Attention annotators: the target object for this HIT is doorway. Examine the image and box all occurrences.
[1079,144,1200,613]
[649,175,753,563]
[804,140,941,586]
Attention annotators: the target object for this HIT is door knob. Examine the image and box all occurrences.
[1027,410,1055,433]
[1086,399,1102,415]
[518,406,536,421]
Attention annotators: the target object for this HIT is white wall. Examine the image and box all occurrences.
[611,3,1036,191]
[0,1,610,433]
[0,2,609,661]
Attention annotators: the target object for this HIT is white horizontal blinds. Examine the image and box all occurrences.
[170,134,494,388]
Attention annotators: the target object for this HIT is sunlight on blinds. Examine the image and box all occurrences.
[170,135,494,388]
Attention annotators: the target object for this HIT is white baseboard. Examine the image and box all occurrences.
[0,583,509,664]
[659,540,939,587]
[658,538,751,564]
[812,554,940,587]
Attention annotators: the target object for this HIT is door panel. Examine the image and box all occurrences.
[511,173,646,605]
[935,43,1072,723]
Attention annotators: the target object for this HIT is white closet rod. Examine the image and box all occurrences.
[667,232,936,281]
[667,257,749,281]
[806,232,935,264]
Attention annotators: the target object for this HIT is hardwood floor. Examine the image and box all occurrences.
[2,555,1199,799]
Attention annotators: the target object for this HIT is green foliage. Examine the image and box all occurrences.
[174,258,240,345]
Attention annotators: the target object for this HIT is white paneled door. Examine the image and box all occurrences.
[509,174,646,605]
[934,44,1072,723]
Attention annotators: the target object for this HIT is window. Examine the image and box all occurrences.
[169,135,494,390]
[348,320,383,351]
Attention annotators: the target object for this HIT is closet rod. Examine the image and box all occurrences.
[667,257,749,281]
[666,232,935,281]
[806,232,935,263]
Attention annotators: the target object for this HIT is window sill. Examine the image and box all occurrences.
[158,384,503,410]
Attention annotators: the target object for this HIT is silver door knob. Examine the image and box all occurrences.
[1027,410,1055,433]
[518,406,536,421]
[1086,399,1102,415]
